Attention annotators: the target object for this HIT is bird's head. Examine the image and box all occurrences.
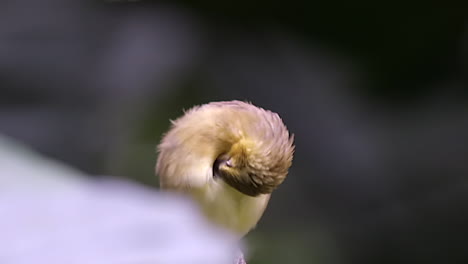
[209,102,294,197]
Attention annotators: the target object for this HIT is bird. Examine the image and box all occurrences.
[156,100,294,238]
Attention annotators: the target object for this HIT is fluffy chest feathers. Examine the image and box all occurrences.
[191,180,270,236]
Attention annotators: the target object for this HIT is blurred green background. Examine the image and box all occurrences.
[1,1,468,263]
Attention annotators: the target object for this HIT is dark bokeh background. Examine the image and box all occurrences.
[2,1,468,263]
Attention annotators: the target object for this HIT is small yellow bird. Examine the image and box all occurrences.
[156,101,294,237]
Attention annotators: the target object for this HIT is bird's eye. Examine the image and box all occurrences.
[212,158,223,179]
[212,156,233,179]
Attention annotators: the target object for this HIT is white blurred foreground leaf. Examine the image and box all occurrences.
[0,135,239,264]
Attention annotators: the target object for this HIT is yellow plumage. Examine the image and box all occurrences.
[156,101,294,236]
